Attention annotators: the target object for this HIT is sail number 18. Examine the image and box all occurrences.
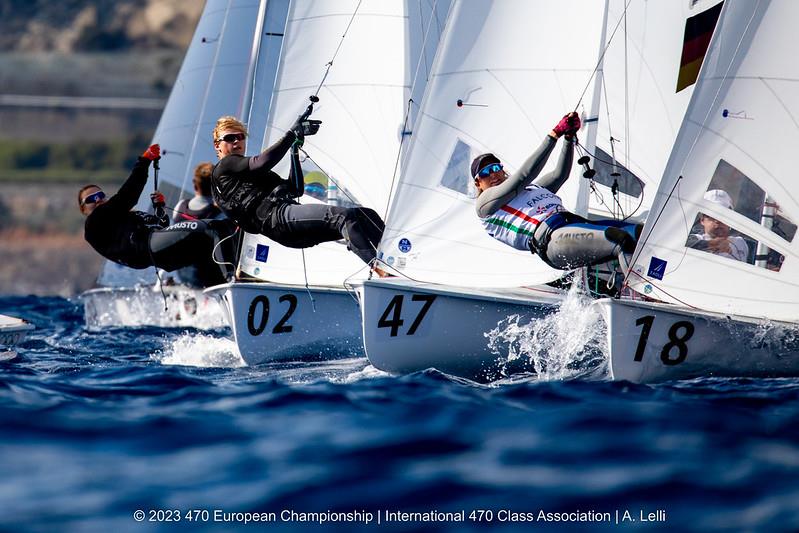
[633,315,695,365]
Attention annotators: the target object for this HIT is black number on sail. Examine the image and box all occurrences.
[377,294,438,337]
[633,315,656,362]
[273,294,297,334]
[247,295,270,336]
[377,295,404,337]
[660,321,694,365]
[246,294,298,336]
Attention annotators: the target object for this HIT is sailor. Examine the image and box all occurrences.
[210,114,384,265]
[474,112,642,270]
[686,189,749,262]
[173,162,223,221]
[79,144,234,288]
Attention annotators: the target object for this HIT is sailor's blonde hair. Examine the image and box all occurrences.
[212,116,247,142]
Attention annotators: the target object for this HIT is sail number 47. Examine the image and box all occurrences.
[633,315,695,365]
[377,294,437,337]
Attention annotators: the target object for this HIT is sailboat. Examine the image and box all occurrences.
[359,0,701,381]
[80,0,288,329]
[0,313,34,360]
[597,0,799,383]
[206,0,449,364]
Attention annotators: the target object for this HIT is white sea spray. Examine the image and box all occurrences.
[485,284,608,380]
[154,332,245,368]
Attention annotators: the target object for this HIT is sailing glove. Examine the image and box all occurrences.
[142,144,161,161]
[553,112,581,137]
[150,191,166,210]
[291,115,322,140]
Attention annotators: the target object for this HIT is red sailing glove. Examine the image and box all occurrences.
[142,144,161,161]
[150,191,166,210]
[553,112,581,137]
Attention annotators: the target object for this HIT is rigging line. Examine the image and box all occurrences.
[383,0,445,220]
[622,175,683,286]
[313,0,364,97]
[383,97,414,220]
[211,228,239,270]
[575,139,645,221]
[300,249,317,312]
[574,0,633,110]
[623,4,630,172]
[623,268,701,310]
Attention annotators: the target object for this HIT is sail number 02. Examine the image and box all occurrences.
[377,294,437,337]
[247,294,298,336]
[633,315,695,365]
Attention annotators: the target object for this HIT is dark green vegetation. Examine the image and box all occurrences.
[0,134,150,183]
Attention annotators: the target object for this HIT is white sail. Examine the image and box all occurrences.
[236,0,449,286]
[376,0,604,288]
[628,0,799,321]
[582,0,705,221]
[98,0,281,287]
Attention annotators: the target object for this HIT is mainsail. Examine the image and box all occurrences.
[376,0,605,288]
[235,0,450,286]
[628,0,799,321]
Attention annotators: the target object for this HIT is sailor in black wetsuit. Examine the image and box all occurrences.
[210,115,384,265]
[173,162,223,221]
[79,144,234,288]
[170,161,236,287]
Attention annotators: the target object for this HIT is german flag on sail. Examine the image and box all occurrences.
[676,1,724,92]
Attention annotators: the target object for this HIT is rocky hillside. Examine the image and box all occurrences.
[0,1,205,295]
[0,0,202,52]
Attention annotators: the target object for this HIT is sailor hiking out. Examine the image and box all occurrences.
[79,144,234,288]
[474,112,641,270]
[210,112,384,265]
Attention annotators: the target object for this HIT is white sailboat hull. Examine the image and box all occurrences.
[596,299,799,383]
[0,314,34,347]
[209,282,363,365]
[81,285,227,330]
[359,279,566,381]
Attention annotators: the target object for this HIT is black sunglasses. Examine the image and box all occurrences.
[81,190,106,206]
[217,132,246,143]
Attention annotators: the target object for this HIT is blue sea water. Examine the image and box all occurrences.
[2,295,799,533]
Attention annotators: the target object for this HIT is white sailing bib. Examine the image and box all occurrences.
[480,185,563,250]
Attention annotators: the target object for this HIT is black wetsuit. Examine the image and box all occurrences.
[85,157,233,287]
[173,196,222,221]
[211,133,384,264]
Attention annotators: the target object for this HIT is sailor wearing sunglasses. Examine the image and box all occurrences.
[210,113,384,265]
[78,144,234,287]
[474,112,641,270]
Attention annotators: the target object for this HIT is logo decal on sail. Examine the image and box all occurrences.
[676,1,724,92]
[647,257,668,280]
[255,244,269,263]
[398,238,412,253]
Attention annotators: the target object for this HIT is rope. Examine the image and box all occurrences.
[573,0,633,111]
[313,0,364,97]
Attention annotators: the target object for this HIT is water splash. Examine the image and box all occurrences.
[154,332,245,368]
[486,285,608,380]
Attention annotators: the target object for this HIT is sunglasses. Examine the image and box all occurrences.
[216,132,246,143]
[477,163,503,178]
[81,190,106,206]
